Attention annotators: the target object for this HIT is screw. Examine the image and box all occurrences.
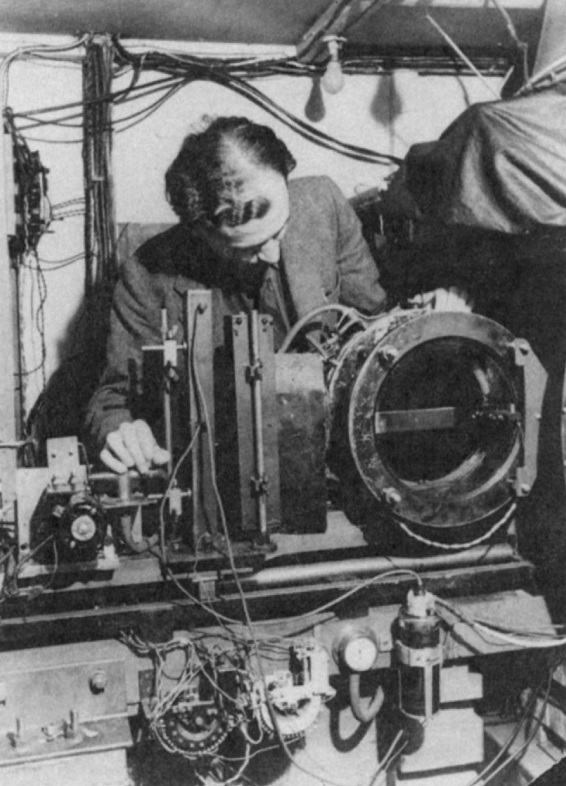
[382,487,401,508]
[89,670,107,693]
[377,345,399,367]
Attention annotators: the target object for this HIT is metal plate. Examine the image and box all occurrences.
[348,312,525,529]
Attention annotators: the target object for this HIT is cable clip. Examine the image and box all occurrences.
[250,474,269,497]
[246,361,263,383]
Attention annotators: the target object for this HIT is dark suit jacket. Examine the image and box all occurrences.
[85,175,386,449]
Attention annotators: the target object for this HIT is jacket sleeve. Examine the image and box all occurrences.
[327,177,387,314]
[85,255,165,452]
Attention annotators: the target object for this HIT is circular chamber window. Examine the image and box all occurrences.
[348,312,525,529]
[374,337,519,492]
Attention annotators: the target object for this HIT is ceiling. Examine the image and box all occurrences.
[1,0,546,68]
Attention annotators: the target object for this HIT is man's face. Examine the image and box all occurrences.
[204,166,290,264]
[230,220,289,264]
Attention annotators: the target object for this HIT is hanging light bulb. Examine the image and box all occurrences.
[321,35,345,95]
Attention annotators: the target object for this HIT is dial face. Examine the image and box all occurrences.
[343,636,378,672]
[71,514,96,542]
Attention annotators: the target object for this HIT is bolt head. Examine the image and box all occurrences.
[89,670,107,693]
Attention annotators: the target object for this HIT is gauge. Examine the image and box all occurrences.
[335,627,379,672]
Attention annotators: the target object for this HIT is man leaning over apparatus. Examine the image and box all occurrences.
[86,116,387,474]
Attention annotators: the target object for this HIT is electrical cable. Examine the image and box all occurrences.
[277,568,422,623]
[368,729,406,785]
[13,73,186,123]
[111,38,402,166]
[158,422,202,562]
[464,663,555,786]
[188,307,421,786]
[112,81,188,134]
[435,596,566,649]
[190,308,347,786]
[395,502,517,552]
[15,76,189,136]
[0,534,55,601]
[0,35,89,109]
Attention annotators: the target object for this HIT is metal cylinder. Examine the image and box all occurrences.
[251,542,514,588]
[395,590,442,720]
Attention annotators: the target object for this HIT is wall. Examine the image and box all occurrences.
[0,34,502,422]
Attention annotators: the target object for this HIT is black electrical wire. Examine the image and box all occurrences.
[112,81,188,133]
[14,74,187,128]
[111,38,402,166]
[11,39,403,165]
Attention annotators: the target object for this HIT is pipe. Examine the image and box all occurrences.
[120,511,158,554]
[251,543,515,588]
[349,674,384,724]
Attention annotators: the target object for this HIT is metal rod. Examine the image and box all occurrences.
[251,543,515,588]
[161,307,174,476]
[250,310,268,536]
[426,14,500,100]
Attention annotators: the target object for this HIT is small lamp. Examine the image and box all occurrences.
[321,35,345,95]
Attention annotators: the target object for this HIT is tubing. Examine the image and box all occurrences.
[349,673,385,724]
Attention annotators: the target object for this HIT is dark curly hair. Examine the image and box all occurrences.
[165,117,296,225]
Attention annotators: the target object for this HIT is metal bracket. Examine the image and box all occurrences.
[510,338,547,496]
[245,361,263,383]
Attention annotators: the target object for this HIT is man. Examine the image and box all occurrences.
[86,117,387,473]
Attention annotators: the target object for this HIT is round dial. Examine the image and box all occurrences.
[342,634,379,672]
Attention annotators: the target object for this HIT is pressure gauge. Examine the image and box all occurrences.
[334,627,379,672]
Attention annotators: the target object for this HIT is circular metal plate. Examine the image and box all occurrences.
[348,312,522,528]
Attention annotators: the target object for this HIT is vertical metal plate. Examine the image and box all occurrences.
[231,314,281,535]
[257,314,281,532]
[185,290,217,545]
[231,314,255,532]
[276,353,327,533]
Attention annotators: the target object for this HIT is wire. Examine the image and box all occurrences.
[188,307,414,786]
[0,534,56,601]
[426,14,500,100]
[158,423,202,562]
[13,73,185,125]
[113,81,188,134]
[111,39,402,166]
[0,35,89,109]
[396,502,517,552]
[464,662,555,786]
[436,596,566,650]
[279,568,422,623]
[37,253,85,271]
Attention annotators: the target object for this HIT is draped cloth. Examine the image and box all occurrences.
[404,86,566,235]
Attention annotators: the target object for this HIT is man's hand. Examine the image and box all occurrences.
[409,287,474,313]
[99,419,171,474]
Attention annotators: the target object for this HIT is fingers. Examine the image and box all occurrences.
[99,420,171,474]
[99,446,130,474]
[407,291,435,309]
[152,446,171,466]
[412,288,474,313]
